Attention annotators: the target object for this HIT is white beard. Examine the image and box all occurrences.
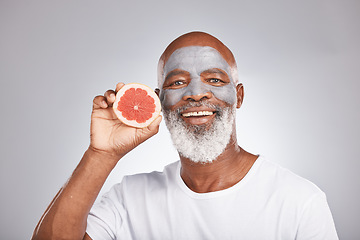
[163,102,236,164]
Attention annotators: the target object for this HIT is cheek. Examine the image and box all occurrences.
[210,85,237,105]
[160,89,186,108]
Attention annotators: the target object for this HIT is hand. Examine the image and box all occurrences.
[89,82,162,162]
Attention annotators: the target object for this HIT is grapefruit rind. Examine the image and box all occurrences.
[113,83,161,128]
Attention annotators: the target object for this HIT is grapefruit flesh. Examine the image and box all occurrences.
[113,83,161,128]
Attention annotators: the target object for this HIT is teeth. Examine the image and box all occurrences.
[182,111,214,117]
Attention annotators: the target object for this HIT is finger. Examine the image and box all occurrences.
[138,115,162,143]
[147,115,162,133]
[104,89,116,105]
[93,95,108,109]
[115,82,125,93]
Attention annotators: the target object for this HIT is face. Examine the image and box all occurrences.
[159,46,237,109]
[159,46,239,163]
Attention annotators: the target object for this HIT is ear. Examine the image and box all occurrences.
[236,83,244,108]
[155,88,160,97]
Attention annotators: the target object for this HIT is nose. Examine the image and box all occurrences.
[182,91,213,102]
[182,77,213,102]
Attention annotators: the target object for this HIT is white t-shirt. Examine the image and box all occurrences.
[86,157,338,239]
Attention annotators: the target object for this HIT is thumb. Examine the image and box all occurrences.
[147,115,162,134]
[135,115,162,145]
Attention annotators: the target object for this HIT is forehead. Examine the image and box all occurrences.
[163,46,230,76]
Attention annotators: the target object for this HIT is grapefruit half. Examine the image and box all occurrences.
[113,83,161,128]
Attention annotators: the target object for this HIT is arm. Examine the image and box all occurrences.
[32,83,162,240]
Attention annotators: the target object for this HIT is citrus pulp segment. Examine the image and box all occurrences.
[113,83,161,128]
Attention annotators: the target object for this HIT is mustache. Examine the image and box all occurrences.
[173,101,222,114]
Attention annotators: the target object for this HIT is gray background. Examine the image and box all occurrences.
[1,0,359,239]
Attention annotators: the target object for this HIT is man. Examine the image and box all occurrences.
[32,32,338,239]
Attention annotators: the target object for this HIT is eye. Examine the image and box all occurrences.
[208,78,224,84]
[174,81,184,85]
[209,78,220,83]
[170,80,185,86]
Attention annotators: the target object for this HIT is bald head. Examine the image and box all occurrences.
[157,32,239,88]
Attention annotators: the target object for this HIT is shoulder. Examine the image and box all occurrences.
[255,157,324,199]
[254,158,338,239]
[113,160,179,193]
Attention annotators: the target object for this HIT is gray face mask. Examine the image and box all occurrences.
[159,46,237,108]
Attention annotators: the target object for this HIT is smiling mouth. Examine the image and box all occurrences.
[181,111,215,117]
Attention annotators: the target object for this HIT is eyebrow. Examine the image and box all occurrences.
[165,69,188,82]
[201,68,228,76]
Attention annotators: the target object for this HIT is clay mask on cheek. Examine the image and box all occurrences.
[160,46,237,107]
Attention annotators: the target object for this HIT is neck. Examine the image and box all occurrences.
[179,135,258,193]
